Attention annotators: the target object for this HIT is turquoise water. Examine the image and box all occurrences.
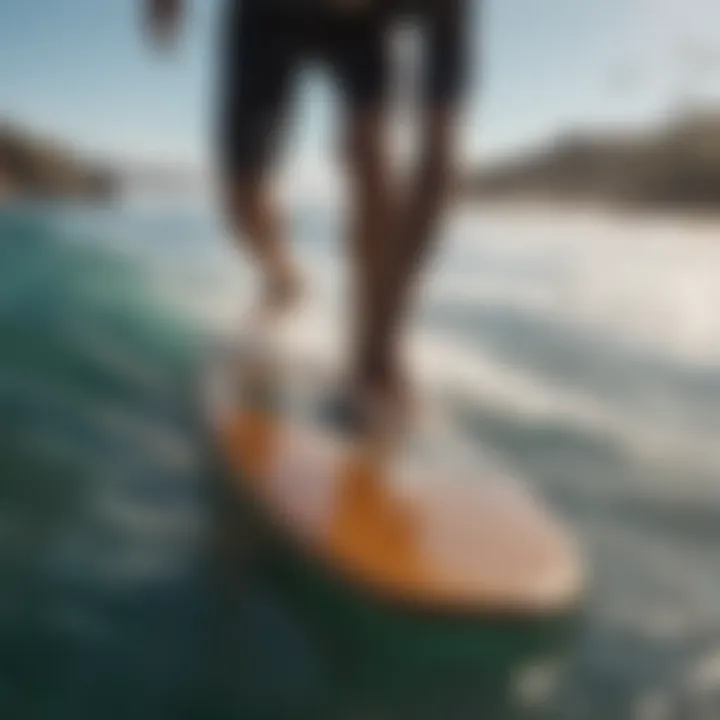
[2,202,720,718]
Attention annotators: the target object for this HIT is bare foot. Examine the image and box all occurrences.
[326,369,415,442]
[240,261,304,396]
[360,374,415,439]
[246,262,304,336]
[263,262,304,317]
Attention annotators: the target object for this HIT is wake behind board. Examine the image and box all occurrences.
[205,337,584,620]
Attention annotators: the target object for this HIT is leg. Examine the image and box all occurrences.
[380,0,470,383]
[217,6,302,317]
[222,173,301,314]
[344,107,394,391]
[382,106,456,355]
[331,11,405,428]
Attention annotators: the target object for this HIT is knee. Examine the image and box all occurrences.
[343,115,387,191]
[223,176,268,227]
[419,113,457,193]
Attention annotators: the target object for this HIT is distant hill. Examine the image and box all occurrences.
[464,112,720,210]
[0,123,118,202]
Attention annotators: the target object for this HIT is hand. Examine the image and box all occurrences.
[146,0,184,48]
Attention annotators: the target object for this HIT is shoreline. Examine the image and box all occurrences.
[457,197,720,232]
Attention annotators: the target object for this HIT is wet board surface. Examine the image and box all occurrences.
[205,342,585,619]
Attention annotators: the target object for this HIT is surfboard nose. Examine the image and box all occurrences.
[508,520,585,616]
[333,468,586,619]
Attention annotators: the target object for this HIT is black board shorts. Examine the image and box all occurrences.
[218,1,470,177]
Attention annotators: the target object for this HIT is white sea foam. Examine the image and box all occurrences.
[127,201,720,476]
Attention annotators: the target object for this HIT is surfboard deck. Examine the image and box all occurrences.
[205,341,585,620]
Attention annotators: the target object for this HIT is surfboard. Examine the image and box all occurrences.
[207,337,584,614]
[204,336,585,704]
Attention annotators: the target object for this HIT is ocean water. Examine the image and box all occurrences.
[2,199,720,719]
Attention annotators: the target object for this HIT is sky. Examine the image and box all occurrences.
[1,0,719,172]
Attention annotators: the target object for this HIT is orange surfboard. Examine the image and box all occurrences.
[206,345,584,619]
